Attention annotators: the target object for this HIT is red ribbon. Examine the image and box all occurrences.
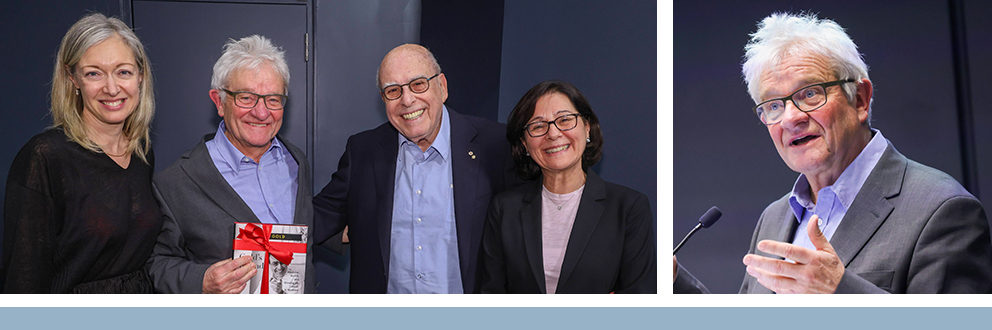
[235,223,296,265]
[233,223,307,293]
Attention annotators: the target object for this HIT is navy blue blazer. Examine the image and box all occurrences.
[313,109,516,293]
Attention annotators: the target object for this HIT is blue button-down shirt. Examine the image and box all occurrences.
[387,106,462,294]
[206,121,298,224]
[789,130,887,251]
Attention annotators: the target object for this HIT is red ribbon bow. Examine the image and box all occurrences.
[236,223,295,265]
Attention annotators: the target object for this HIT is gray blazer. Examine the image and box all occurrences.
[147,134,316,294]
[739,142,992,293]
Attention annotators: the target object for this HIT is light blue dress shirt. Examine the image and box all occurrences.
[788,130,888,251]
[205,121,299,225]
[387,107,462,294]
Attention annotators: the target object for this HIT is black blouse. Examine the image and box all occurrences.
[2,128,162,293]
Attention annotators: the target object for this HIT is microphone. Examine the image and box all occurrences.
[673,206,722,254]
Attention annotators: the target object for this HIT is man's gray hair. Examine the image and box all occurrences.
[211,35,289,99]
[742,12,872,119]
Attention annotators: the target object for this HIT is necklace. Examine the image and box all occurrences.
[543,187,579,210]
[103,149,128,157]
[101,142,129,157]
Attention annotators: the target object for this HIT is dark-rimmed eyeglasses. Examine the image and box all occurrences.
[222,89,288,110]
[380,73,440,100]
[752,79,856,125]
[524,113,582,138]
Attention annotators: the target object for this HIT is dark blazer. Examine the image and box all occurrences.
[147,134,316,294]
[313,109,516,293]
[480,171,657,294]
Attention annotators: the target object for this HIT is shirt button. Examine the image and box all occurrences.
[450,184,453,189]
[817,218,824,227]
[416,218,422,223]
[417,245,422,251]
[416,274,423,279]
[416,189,421,195]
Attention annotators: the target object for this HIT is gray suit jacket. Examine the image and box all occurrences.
[147,134,316,293]
[739,142,992,293]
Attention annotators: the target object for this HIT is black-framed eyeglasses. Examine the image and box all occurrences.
[380,73,440,100]
[752,79,856,125]
[222,89,288,110]
[524,113,582,138]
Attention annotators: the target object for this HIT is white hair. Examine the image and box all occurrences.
[742,12,871,118]
[210,35,289,100]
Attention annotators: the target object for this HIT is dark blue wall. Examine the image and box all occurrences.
[420,1,505,122]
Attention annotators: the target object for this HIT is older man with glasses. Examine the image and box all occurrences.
[312,44,518,294]
[149,35,317,294]
[674,13,992,294]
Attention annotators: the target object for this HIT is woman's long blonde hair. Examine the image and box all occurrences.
[51,12,155,164]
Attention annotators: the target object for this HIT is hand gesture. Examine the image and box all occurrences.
[742,215,844,294]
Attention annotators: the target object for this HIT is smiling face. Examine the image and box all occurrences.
[209,63,285,161]
[378,45,447,151]
[758,53,871,188]
[70,35,141,131]
[523,92,590,179]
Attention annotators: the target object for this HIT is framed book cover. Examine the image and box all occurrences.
[233,222,308,294]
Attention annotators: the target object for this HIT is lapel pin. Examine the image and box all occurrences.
[469,151,476,159]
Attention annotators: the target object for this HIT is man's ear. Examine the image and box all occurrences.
[437,73,448,103]
[209,89,225,118]
[855,78,873,124]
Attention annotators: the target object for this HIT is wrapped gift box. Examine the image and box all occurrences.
[233,222,307,294]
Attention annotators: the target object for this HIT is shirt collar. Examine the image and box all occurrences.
[788,129,888,222]
[397,105,451,160]
[214,120,284,174]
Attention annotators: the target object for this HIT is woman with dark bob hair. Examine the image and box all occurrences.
[2,13,161,293]
[479,80,656,293]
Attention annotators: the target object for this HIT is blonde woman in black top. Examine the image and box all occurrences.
[2,12,161,293]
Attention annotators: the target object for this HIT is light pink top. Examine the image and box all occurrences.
[541,184,585,294]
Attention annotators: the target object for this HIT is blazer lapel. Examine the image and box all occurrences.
[770,211,799,249]
[285,140,312,227]
[830,143,902,266]
[520,180,547,293]
[449,111,483,282]
[181,135,259,224]
[556,171,606,293]
[374,126,399,275]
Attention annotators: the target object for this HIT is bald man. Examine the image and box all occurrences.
[313,44,517,293]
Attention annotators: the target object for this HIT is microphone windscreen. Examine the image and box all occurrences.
[699,206,722,228]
